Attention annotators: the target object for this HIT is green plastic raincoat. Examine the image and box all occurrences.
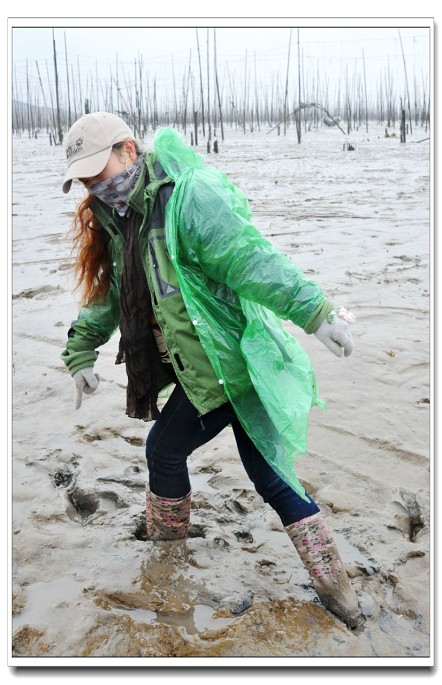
[154,128,332,498]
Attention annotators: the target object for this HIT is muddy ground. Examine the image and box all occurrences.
[11,123,431,665]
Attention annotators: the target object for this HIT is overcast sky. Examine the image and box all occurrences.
[10,20,431,107]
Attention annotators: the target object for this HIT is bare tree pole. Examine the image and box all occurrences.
[243,49,247,133]
[64,32,72,128]
[270,71,275,125]
[171,55,179,127]
[138,51,143,136]
[398,29,413,135]
[378,67,384,124]
[85,71,91,112]
[69,63,78,121]
[93,61,98,111]
[283,29,292,135]
[195,28,205,137]
[206,29,211,145]
[302,47,307,132]
[35,60,56,141]
[413,67,418,127]
[192,62,198,145]
[144,73,151,130]
[421,69,428,131]
[182,49,192,134]
[12,65,19,133]
[296,28,301,143]
[115,53,121,116]
[153,77,158,130]
[107,63,113,113]
[213,28,224,141]
[52,29,63,144]
[254,52,260,132]
[386,58,393,127]
[345,64,352,133]
[45,59,57,136]
[76,56,83,114]
[25,59,33,137]
[400,101,406,142]
[362,48,368,132]
[226,60,238,128]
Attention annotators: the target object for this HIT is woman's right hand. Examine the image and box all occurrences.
[73,367,100,409]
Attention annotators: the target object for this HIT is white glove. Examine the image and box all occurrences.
[73,367,100,409]
[314,307,355,358]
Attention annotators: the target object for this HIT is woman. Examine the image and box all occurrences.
[61,111,360,628]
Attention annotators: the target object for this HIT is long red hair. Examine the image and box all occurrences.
[71,193,111,306]
[70,140,143,305]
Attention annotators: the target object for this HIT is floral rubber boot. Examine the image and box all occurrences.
[285,512,361,628]
[146,484,191,540]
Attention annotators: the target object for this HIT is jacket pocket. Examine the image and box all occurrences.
[148,235,181,300]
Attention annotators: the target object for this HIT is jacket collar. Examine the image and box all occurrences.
[128,151,151,215]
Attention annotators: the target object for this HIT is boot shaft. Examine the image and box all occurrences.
[146,485,191,540]
[285,512,361,628]
[285,511,343,579]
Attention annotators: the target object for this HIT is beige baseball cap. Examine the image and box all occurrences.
[62,112,135,193]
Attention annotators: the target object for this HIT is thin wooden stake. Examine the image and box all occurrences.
[283,29,292,135]
[52,29,63,144]
[195,29,205,137]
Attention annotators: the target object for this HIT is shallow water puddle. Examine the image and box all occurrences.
[156,604,235,634]
[111,603,235,635]
[13,575,85,631]
[251,527,292,550]
[190,472,219,494]
[334,532,376,570]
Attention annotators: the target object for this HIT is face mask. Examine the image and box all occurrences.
[89,156,144,216]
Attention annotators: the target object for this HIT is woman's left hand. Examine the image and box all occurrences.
[314,308,355,357]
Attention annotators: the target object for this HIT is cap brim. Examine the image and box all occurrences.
[62,146,113,193]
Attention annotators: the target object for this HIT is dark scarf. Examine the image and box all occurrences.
[115,210,161,421]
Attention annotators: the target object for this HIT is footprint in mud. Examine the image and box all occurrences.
[122,435,145,447]
[50,469,75,489]
[44,233,66,245]
[188,524,207,539]
[78,426,130,444]
[220,488,258,515]
[387,491,426,541]
[66,488,100,523]
[12,285,63,300]
[233,527,253,543]
[132,513,149,541]
[66,487,128,523]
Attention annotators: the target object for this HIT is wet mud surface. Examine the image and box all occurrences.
[11,126,431,662]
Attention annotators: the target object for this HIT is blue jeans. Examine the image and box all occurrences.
[145,381,319,526]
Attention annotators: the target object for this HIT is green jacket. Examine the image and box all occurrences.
[62,128,333,497]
